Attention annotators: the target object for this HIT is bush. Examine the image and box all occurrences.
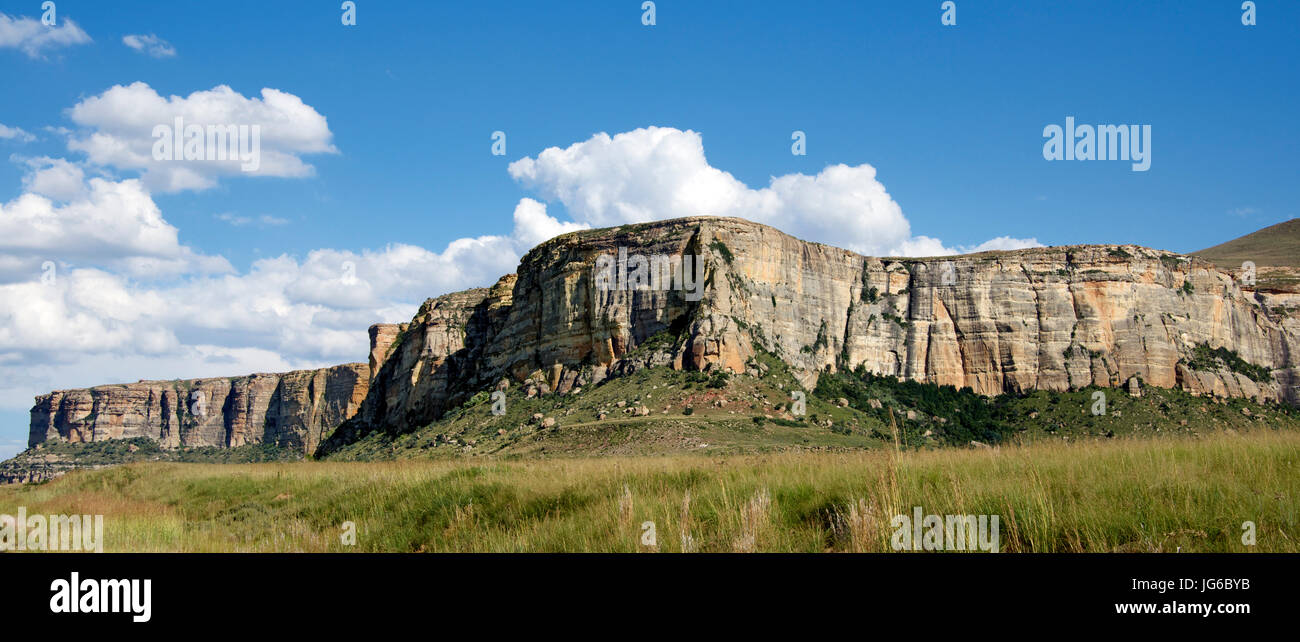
[813,366,1014,446]
[709,240,734,264]
[1182,343,1272,383]
[707,371,731,389]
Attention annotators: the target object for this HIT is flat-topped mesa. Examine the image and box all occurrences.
[320,216,1299,454]
[26,216,1299,457]
[28,363,369,453]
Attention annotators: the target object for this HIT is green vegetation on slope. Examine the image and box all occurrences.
[16,437,302,464]
[318,342,1298,463]
[0,437,303,483]
[321,357,890,461]
[1192,218,1300,268]
[1181,343,1274,383]
[814,367,1013,446]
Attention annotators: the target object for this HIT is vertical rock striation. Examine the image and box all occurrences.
[28,363,369,453]
[321,217,1299,454]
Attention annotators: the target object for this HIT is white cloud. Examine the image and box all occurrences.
[0,13,91,58]
[963,236,1043,253]
[0,172,232,282]
[0,154,530,419]
[0,123,35,143]
[509,126,1038,257]
[67,82,337,192]
[122,33,175,58]
[18,156,86,201]
[0,234,525,413]
[510,197,589,247]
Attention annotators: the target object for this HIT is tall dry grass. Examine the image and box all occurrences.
[0,430,1296,552]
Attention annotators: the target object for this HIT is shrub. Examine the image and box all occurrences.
[709,240,734,264]
[814,367,1014,447]
[707,371,731,389]
[1182,343,1272,383]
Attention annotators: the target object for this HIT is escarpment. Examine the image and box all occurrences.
[319,217,1300,454]
[28,363,369,453]
[26,216,1300,457]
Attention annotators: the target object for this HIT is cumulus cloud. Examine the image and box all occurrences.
[0,123,35,142]
[0,230,526,411]
[510,197,590,247]
[122,33,175,58]
[509,126,1038,257]
[0,13,90,58]
[18,156,86,201]
[0,151,538,421]
[0,173,232,282]
[67,82,337,192]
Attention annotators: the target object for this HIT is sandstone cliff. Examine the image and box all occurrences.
[26,216,1299,457]
[321,217,1299,453]
[28,363,369,453]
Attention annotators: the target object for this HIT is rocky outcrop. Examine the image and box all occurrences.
[321,217,1300,454]
[27,216,1300,458]
[28,364,369,453]
[368,323,408,382]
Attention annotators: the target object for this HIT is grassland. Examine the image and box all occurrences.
[3,429,1296,552]
[1192,217,1300,268]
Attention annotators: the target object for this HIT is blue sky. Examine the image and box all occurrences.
[0,0,1296,457]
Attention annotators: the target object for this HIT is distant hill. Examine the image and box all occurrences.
[1193,218,1300,268]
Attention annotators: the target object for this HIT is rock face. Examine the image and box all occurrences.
[27,216,1300,457]
[320,217,1300,453]
[28,364,369,453]
[368,323,408,382]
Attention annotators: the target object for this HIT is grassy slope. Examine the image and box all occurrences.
[322,346,1297,460]
[2,430,1296,552]
[1192,218,1300,268]
[324,353,890,461]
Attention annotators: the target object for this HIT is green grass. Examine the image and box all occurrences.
[2,430,1297,552]
[1192,218,1300,268]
